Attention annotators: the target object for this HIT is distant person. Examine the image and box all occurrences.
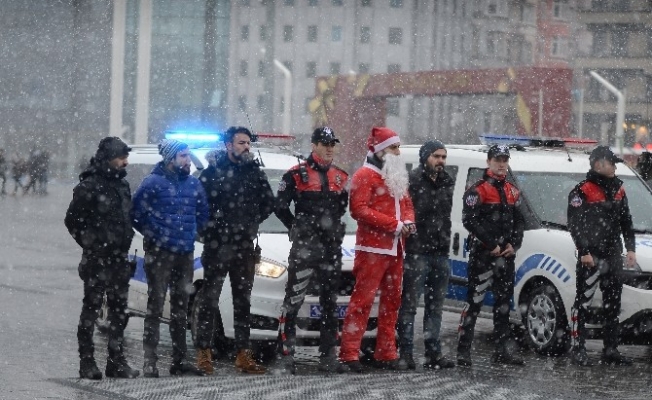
[636,151,652,187]
[64,137,139,380]
[37,149,50,195]
[275,127,349,374]
[567,146,635,367]
[338,127,415,372]
[131,139,209,378]
[193,127,275,375]
[457,144,525,366]
[23,147,41,195]
[397,140,455,370]
[11,157,27,195]
[0,148,7,195]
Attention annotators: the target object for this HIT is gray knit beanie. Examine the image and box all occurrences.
[158,139,188,165]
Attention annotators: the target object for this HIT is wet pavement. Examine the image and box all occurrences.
[2,183,652,399]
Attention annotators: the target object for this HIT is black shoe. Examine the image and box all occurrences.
[570,347,592,367]
[601,348,632,366]
[424,353,455,369]
[457,350,472,367]
[372,359,402,370]
[342,360,364,373]
[79,358,102,380]
[491,350,524,365]
[398,353,416,370]
[170,361,207,376]
[318,354,344,373]
[142,360,159,378]
[277,355,296,375]
[105,356,140,379]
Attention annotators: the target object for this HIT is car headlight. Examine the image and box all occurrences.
[255,259,286,278]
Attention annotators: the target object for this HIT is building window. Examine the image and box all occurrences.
[283,25,294,42]
[486,31,503,58]
[646,76,652,101]
[309,0,318,5]
[241,25,249,41]
[483,111,492,132]
[284,0,295,5]
[592,30,608,56]
[239,60,248,77]
[306,61,317,78]
[552,0,568,19]
[591,0,608,11]
[257,95,266,111]
[332,26,342,42]
[308,25,318,42]
[612,30,628,57]
[361,0,372,5]
[360,26,371,43]
[387,98,400,116]
[330,62,341,75]
[332,0,343,5]
[389,27,402,45]
[551,36,567,57]
[359,63,370,73]
[387,64,401,73]
[238,96,247,112]
[390,0,403,7]
[258,61,265,77]
[520,3,535,24]
[486,0,507,16]
[260,25,268,41]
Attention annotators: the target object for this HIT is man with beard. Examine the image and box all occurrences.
[567,146,635,367]
[339,127,415,372]
[457,144,525,366]
[397,140,456,370]
[194,126,275,375]
[275,126,349,374]
[65,137,139,379]
[131,139,209,377]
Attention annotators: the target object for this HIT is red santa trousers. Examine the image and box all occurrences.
[339,248,403,362]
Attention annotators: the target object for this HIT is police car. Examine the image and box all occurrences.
[400,135,652,355]
[96,133,379,358]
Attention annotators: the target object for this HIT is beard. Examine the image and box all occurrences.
[175,164,190,176]
[381,153,409,199]
[234,150,255,164]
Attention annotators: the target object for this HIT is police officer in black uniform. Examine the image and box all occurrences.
[275,126,349,373]
[567,145,635,367]
[65,137,139,380]
[457,144,525,366]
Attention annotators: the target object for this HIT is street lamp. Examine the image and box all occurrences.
[261,48,292,136]
[589,71,625,156]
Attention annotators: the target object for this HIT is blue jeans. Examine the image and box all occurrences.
[397,254,450,355]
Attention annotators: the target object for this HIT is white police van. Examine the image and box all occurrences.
[400,136,652,355]
[96,133,379,358]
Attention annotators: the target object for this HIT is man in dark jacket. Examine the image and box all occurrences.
[275,127,349,374]
[193,126,275,375]
[457,144,525,366]
[567,145,636,367]
[131,138,209,377]
[65,137,139,380]
[397,140,455,370]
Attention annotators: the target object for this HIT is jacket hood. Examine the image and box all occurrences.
[79,157,126,182]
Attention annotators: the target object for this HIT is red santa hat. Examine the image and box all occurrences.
[366,127,400,155]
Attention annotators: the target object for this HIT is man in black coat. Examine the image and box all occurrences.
[397,140,456,370]
[194,126,275,374]
[64,137,139,380]
[567,146,636,367]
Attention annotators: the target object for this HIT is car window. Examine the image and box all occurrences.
[126,163,155,191]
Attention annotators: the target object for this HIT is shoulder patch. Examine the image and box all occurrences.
[278,180,287,192]
[570,194,582,207]
[465,194,479,207]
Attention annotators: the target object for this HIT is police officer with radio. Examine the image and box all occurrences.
[567,146,635,367]
[194,126,275,375]
[457,144,525,366]
[275,126,349,374]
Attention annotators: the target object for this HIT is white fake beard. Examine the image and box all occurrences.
[381,153,409,199]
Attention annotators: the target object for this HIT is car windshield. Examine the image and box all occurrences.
[513,171,652,233]
[261,168,357,234]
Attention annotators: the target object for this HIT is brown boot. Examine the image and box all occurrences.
[196,348,214,375]
[235,349,266,374]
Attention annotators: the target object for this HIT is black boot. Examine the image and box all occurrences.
[570,347,592,367]
[456,348,472,367]
[601,348,632,366]
[491,345,524,366]
[342,360,364,373]
[170,360,207,376]
[277,354,296,375]
[142,359,159,378]
[424,352,455,369]
[398,352,415,370]
[318,353,345,373]
[79,357,102,380]
[106,355,140,379]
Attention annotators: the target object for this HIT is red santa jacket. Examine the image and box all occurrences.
[350,162,415,256]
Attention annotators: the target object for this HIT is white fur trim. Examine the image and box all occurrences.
[373,136,400,153]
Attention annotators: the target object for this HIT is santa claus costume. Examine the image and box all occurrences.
[339,127,415,368]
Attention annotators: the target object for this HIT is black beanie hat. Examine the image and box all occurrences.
[419,140,446,165]
[95,137,131,162]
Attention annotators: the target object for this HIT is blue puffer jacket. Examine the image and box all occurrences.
[131,162,209,254]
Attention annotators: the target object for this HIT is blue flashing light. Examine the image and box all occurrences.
[479,134,533,146]
[165,131,220,143]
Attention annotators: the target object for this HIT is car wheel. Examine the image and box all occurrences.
[523,283,570,355]
[95,293,110,333]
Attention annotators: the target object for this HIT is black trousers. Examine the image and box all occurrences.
[77,252,132,360]
[571,254,623,350]
[194,243,256,351]
[142,246,194,364]
[278,232,342,356]
[458,246,515,352]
